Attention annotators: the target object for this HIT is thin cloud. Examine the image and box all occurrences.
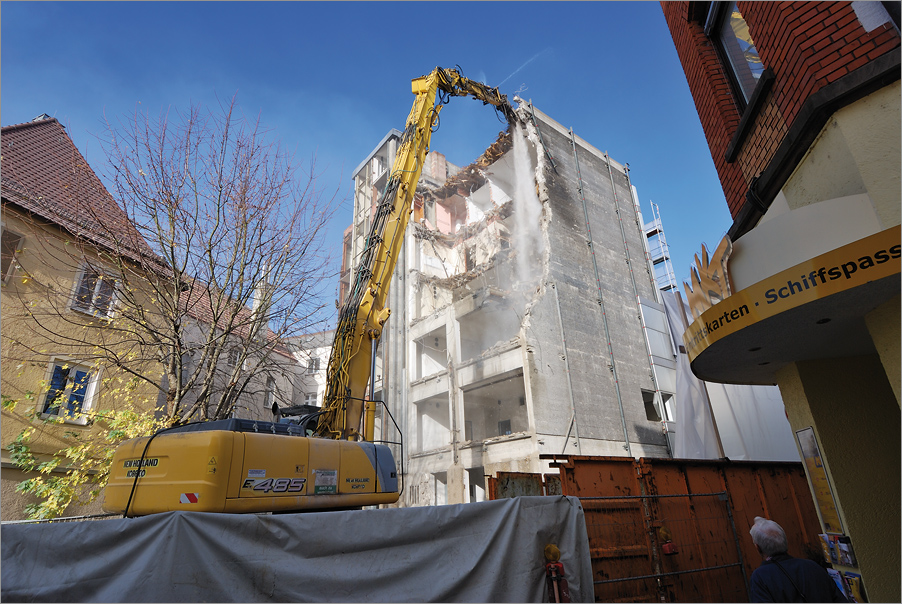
[498,48,553,87]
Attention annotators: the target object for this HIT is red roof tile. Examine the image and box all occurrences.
[1,117,154,261]
[1,117,294,361]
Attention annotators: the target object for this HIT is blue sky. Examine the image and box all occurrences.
[2,1,733,318]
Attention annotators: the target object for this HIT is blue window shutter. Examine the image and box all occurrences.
[74,268,98,312]
[43,365,69,415]
[67,370,90,416]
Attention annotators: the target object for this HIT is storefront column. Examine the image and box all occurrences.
[776,356,900,603]
[865,294,900,405]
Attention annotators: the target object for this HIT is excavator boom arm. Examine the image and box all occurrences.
[317,68,513,440]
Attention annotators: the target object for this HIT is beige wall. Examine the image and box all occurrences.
[1,209,163,519]
[730,83,901,292]
[777,356,900,603]
[784,81,901,229]
[865,294,901,405]
[1,466,105,521]
[729,81,901,603]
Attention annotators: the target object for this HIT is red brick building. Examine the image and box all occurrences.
[662,2,899,601]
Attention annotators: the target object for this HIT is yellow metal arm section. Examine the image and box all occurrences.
[317,67,513,441]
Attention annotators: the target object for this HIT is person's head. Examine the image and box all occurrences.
[749,516,788,557]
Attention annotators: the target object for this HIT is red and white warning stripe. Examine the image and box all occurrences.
[180,493,199,504]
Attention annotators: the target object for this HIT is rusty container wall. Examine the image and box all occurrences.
[487,471,545,500]
[635,460,749,602]
[545,473,562,496]
[552,457,662,602]
[638,458,824,601]
[547,456,822,603]
[488,472,564,499]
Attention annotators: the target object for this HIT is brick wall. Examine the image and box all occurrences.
[662,1,900,218]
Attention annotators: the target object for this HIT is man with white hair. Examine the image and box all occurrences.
[748,516,848,602]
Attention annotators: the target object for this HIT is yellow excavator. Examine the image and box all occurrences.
[103,67,514,516]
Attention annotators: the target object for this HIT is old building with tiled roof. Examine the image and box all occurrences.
[2,116,155,262]
[1,114,325,519]
[174,276,310,422]
[1,115,166,520]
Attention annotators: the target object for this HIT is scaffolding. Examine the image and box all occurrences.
[644,202,678,292]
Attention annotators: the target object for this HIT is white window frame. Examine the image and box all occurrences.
[226,346,243,372]
[1,226,24,284]
[304,392,318,406]
[38,357,101,425]
[71,263,118,318]
[307,357,320,374]
[264,376,276,409]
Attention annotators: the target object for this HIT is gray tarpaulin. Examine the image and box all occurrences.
[2,495,592,603]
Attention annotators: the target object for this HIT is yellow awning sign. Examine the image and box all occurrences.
[684,226,901,360]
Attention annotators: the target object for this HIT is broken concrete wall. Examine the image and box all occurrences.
[354,107,672,508]
[521,105,666,458]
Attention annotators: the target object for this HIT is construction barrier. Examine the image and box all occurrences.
[491,456,823,603]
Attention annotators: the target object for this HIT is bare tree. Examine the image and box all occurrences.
[3,99,339,427]
[100,98,339,422]
[2,103,336,519]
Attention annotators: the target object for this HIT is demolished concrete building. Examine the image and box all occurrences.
[347,102,672,506]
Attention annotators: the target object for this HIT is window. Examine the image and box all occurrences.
[707,1,763,107]
[72,265,117,317]
[180,352,193,384]
[434,472,448,506]
[307,357,320,374]
[1,227,23,284]
[643,390,662,422]
[264,377,276,409]
[642,390,675,422]
[40,359,99,424]
[498,419,512,436]
[465,247,475,271]
[227,347,242,371]
[304,393,318,406]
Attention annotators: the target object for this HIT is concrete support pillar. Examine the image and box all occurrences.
[776,356,900,603]
[446,463,467,505]
[865,294,900,405]
[446,303,466,505]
